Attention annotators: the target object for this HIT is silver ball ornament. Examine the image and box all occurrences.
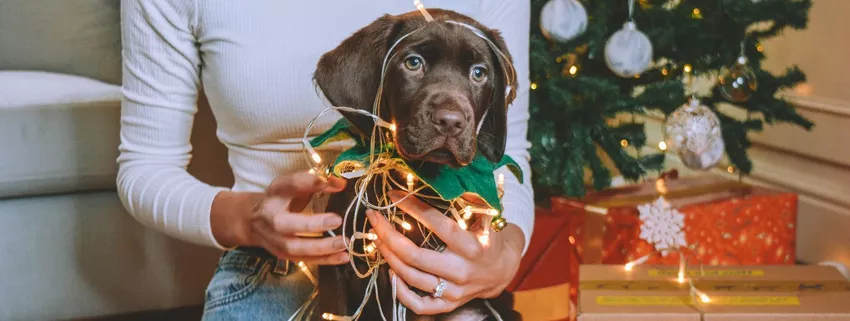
[664,99,725,170]
[539,0,588,43]
[605,21,654,78]
[718,56,758,103]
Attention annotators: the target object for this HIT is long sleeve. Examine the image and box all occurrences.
[116,0,229,250]
[477,1,535,255]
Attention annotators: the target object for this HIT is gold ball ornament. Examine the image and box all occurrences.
[491,217,508,232]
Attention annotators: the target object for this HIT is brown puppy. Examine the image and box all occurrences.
[312,8,519,321]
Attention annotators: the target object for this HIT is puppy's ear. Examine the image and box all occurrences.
[314,15,403,136]
[477,28,517,163]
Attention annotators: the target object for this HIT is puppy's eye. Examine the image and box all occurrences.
[404,55,423,71]
[470,65,488,83]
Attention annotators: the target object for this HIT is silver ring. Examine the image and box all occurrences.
[432,277,447,298]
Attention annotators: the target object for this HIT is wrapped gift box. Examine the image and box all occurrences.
[577,264,850,320]
[506,207,581,321]
[554,175,797,266]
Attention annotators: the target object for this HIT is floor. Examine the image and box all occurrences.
[69,306,203,321]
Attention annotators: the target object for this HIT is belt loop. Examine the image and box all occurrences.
[272,258,291,276]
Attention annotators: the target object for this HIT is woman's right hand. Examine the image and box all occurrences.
[211,171,350,265]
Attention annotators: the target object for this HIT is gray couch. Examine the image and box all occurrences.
[0,1,230,320]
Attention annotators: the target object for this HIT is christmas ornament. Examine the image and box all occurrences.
[604,0,653,77]
[638,197,687,256]
[664,98,725,170]
[718,55,758,102]
[539,0,588,43]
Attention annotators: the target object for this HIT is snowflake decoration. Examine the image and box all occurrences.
[638,197,687,256]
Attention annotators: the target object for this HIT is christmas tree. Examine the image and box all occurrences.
[527,0,814,200]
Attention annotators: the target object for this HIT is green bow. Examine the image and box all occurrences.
[309,119,523,212]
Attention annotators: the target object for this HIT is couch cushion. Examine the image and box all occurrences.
[0,71,121,198]
[0,0,122,85]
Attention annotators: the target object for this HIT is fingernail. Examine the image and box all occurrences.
[324,215,342,228]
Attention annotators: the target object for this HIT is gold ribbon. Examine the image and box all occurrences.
[580,280,850,292]
[587,179,749,209]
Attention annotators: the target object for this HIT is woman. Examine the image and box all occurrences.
[117,0,533,319]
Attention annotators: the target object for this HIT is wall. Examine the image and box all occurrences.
[636,0,850,268]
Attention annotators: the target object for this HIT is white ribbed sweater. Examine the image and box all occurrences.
[117,0,534,252]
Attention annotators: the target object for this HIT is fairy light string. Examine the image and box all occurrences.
[290,2,522,320]
[623,247,713,306]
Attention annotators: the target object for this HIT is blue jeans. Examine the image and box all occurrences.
[202,248,315,320]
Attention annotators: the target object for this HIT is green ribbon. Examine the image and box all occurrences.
[309,119,523,212]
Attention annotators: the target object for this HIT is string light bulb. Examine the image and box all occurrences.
[355,232,378,241]
[658,141,668,151]
[662,68,669,76]
[624,254,651,271]
[392,216,412,231]
[413,0,433,22]
[694,289,711,303]
[486,208,499,216]
[530,82,538,90]
[364,243,376,254]
[569,65,578,75]
[678,256,687,283]
[620,139,629,147]
[406,172,415,191]
[298,261,318,285]
[727,166,735,173]
[462,206,473,220]
[322,313,352,321]
[478,229,490,246]
[683,64,693,73]
[389,123,397,132]
[457,218,468,230]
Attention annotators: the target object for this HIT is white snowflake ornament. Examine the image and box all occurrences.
[638,197,687,256]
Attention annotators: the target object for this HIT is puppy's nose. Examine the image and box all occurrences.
[431,109,466,136]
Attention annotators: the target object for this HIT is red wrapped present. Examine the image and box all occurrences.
[555,175,797,267]
[506,207,580,321]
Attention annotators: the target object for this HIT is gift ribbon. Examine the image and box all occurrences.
[580,280,850,292]
[586,179,750,210]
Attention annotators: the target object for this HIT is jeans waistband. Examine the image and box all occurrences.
[233,246,294,276]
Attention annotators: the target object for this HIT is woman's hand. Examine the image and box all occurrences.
[366,190,526,315]
[211,171,351,265]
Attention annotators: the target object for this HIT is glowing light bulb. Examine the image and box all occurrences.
[569,65,578,75]
[624,262,636,271]
[486,208,499,217]
[478,229,490,246]
[662,68,669,76]
[624,254,650,271]
[457,219,468,230]
[677,272,686,284]
[298,261,307,269]
[620,139,629,147]
[698,292,711,303]
[364,243,376,253]
[727,166,735,173]
[406,172,415,191]
[658,141,668,151]
[530,83,538,90]
[309,168,316,175]
[497,173,505,187]
[356,232,378,240]
[392,216,413,231]
[684,64,693,73]
[462,206,473,220]
[311,152,322,164]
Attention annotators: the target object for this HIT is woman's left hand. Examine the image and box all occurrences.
[365,190,526,315]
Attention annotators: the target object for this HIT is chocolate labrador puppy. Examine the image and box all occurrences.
[312,9,520,321]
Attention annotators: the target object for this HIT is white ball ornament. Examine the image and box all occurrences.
[664,98,725,170]
[604,21,654,77]
[539,0,588,43]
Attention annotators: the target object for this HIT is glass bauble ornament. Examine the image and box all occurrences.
[664,98,725,170]
[718,55,758,103]
[605,21,653,78]
[539,0,588,43]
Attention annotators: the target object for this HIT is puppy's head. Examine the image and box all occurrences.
[315,9,517,166]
